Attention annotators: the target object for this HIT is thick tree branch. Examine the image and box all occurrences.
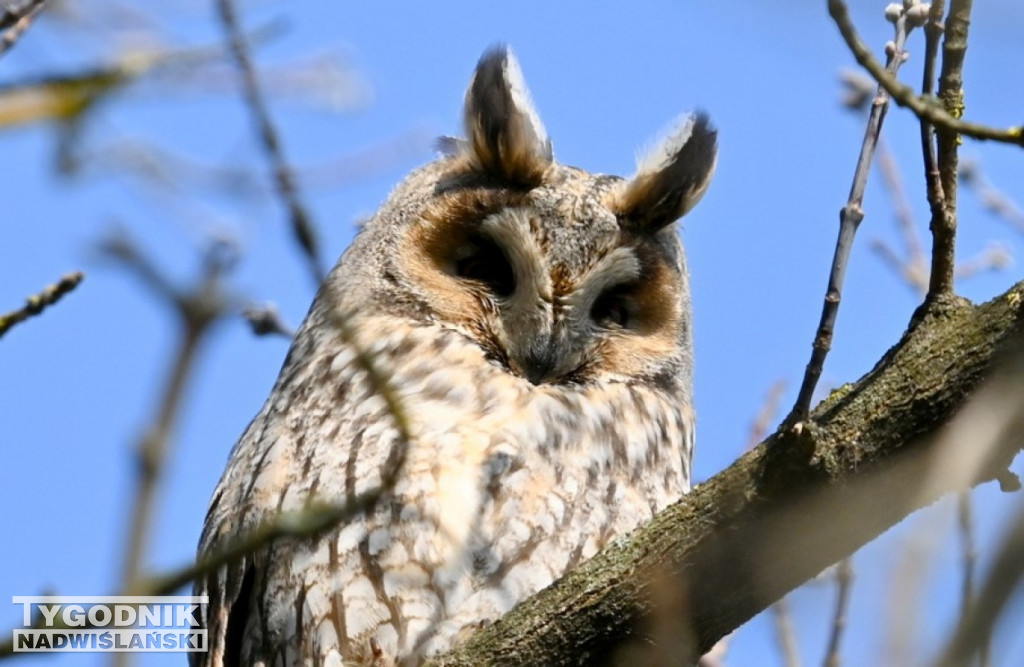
[429,282,1024,666]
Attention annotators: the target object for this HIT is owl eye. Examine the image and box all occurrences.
[591,287,634,330]
[454,236,516,298]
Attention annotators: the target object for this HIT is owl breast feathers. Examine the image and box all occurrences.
[195,46,716,666]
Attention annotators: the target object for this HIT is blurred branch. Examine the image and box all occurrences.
[823,559,853,667]
[98,234,233,592]
[791,2,916,422]
[829,0,1024,148]
[959,158,1024,234]
[0,497,383,657]
[771,597,802,667]
[215,0,325,285]
[0,0,47,58]
[0,271,83,339]
[243,302,294,338]
[935,502,1024,667]
[745,380,801,667]
[84,127,430,200]
[955,492,987,667]
[838,71,1012,296]
[747,379,787,452]
[0,21,284,131]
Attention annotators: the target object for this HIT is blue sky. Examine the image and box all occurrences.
[2,1,1023,665]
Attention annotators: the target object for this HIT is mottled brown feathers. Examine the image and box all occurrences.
[194,45,714,667]
[462,46,553,187]
[612,112,718,233]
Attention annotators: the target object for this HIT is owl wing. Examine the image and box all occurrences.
[192,316,401,666]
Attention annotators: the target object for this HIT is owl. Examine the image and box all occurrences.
[195,46,716,666]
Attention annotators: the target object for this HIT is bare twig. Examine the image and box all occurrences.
[0,271,84,339]
[0,498,383,657]
[920,0,947,293]
[956,492,989,667]
[934,503,1024,667]
[0,0,47,58]
[959,158,1024,234]
[823,558,854,667]
[841,68,1010,296]
[243,302,294,338]
[828,0,1024,148]
[0,27,285,131]
[791,2,915,422]
[102,237,233,667]
[747,379,787,451]
[98,236,232,590]
[215,0,326,285]
[771,597,802,667]
[954,244,1011,282]
[745,380,799,667]
[927,0,973,296]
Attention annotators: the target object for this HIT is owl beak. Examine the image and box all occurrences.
[514,350,559,386]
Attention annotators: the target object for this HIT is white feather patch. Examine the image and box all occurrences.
[635,113,698,176]
[502,48,550,150]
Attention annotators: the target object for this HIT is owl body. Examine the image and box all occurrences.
[196,48,716,666]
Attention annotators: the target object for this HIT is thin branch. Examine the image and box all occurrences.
[959,158,1024,234]
[0,26,284,131]
[747,379,788,451]
[828,0,1024,148]
[955,492,989,667]
[771,597,802,667]
[745,380,800,667]
[877,137,926,269]
[928,0,973,296]
[920,0,947,280]
[102,238,233,667]
[143,496,383,597]
[214,0,326,285]
[791,2,914,422]
[0,0,47,58]
[0,498,383,657]
[822,558,854,667]
[954,244,1011,282]
[934,503,1024,667]
[98,236,232,590]
[0,271,84,339]
[243,302,295,338]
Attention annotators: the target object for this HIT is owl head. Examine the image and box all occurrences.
[328,46,717,391]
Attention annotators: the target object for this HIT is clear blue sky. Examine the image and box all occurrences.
[2,1,1023,665]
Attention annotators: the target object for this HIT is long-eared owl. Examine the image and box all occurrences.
[196,46,716,666]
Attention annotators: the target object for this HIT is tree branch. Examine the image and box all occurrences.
[0,0,47,58]
[428,283,1024,666]
[791,1,914,421]
[214,0,326,285]
[0,271,83,339]
[928,0,973,297]
[829,0,1024,148]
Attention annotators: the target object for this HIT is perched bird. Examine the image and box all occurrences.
[195,45,716,666]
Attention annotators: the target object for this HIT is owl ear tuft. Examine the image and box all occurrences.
[614,113,717,233]
[463,46,553,187]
